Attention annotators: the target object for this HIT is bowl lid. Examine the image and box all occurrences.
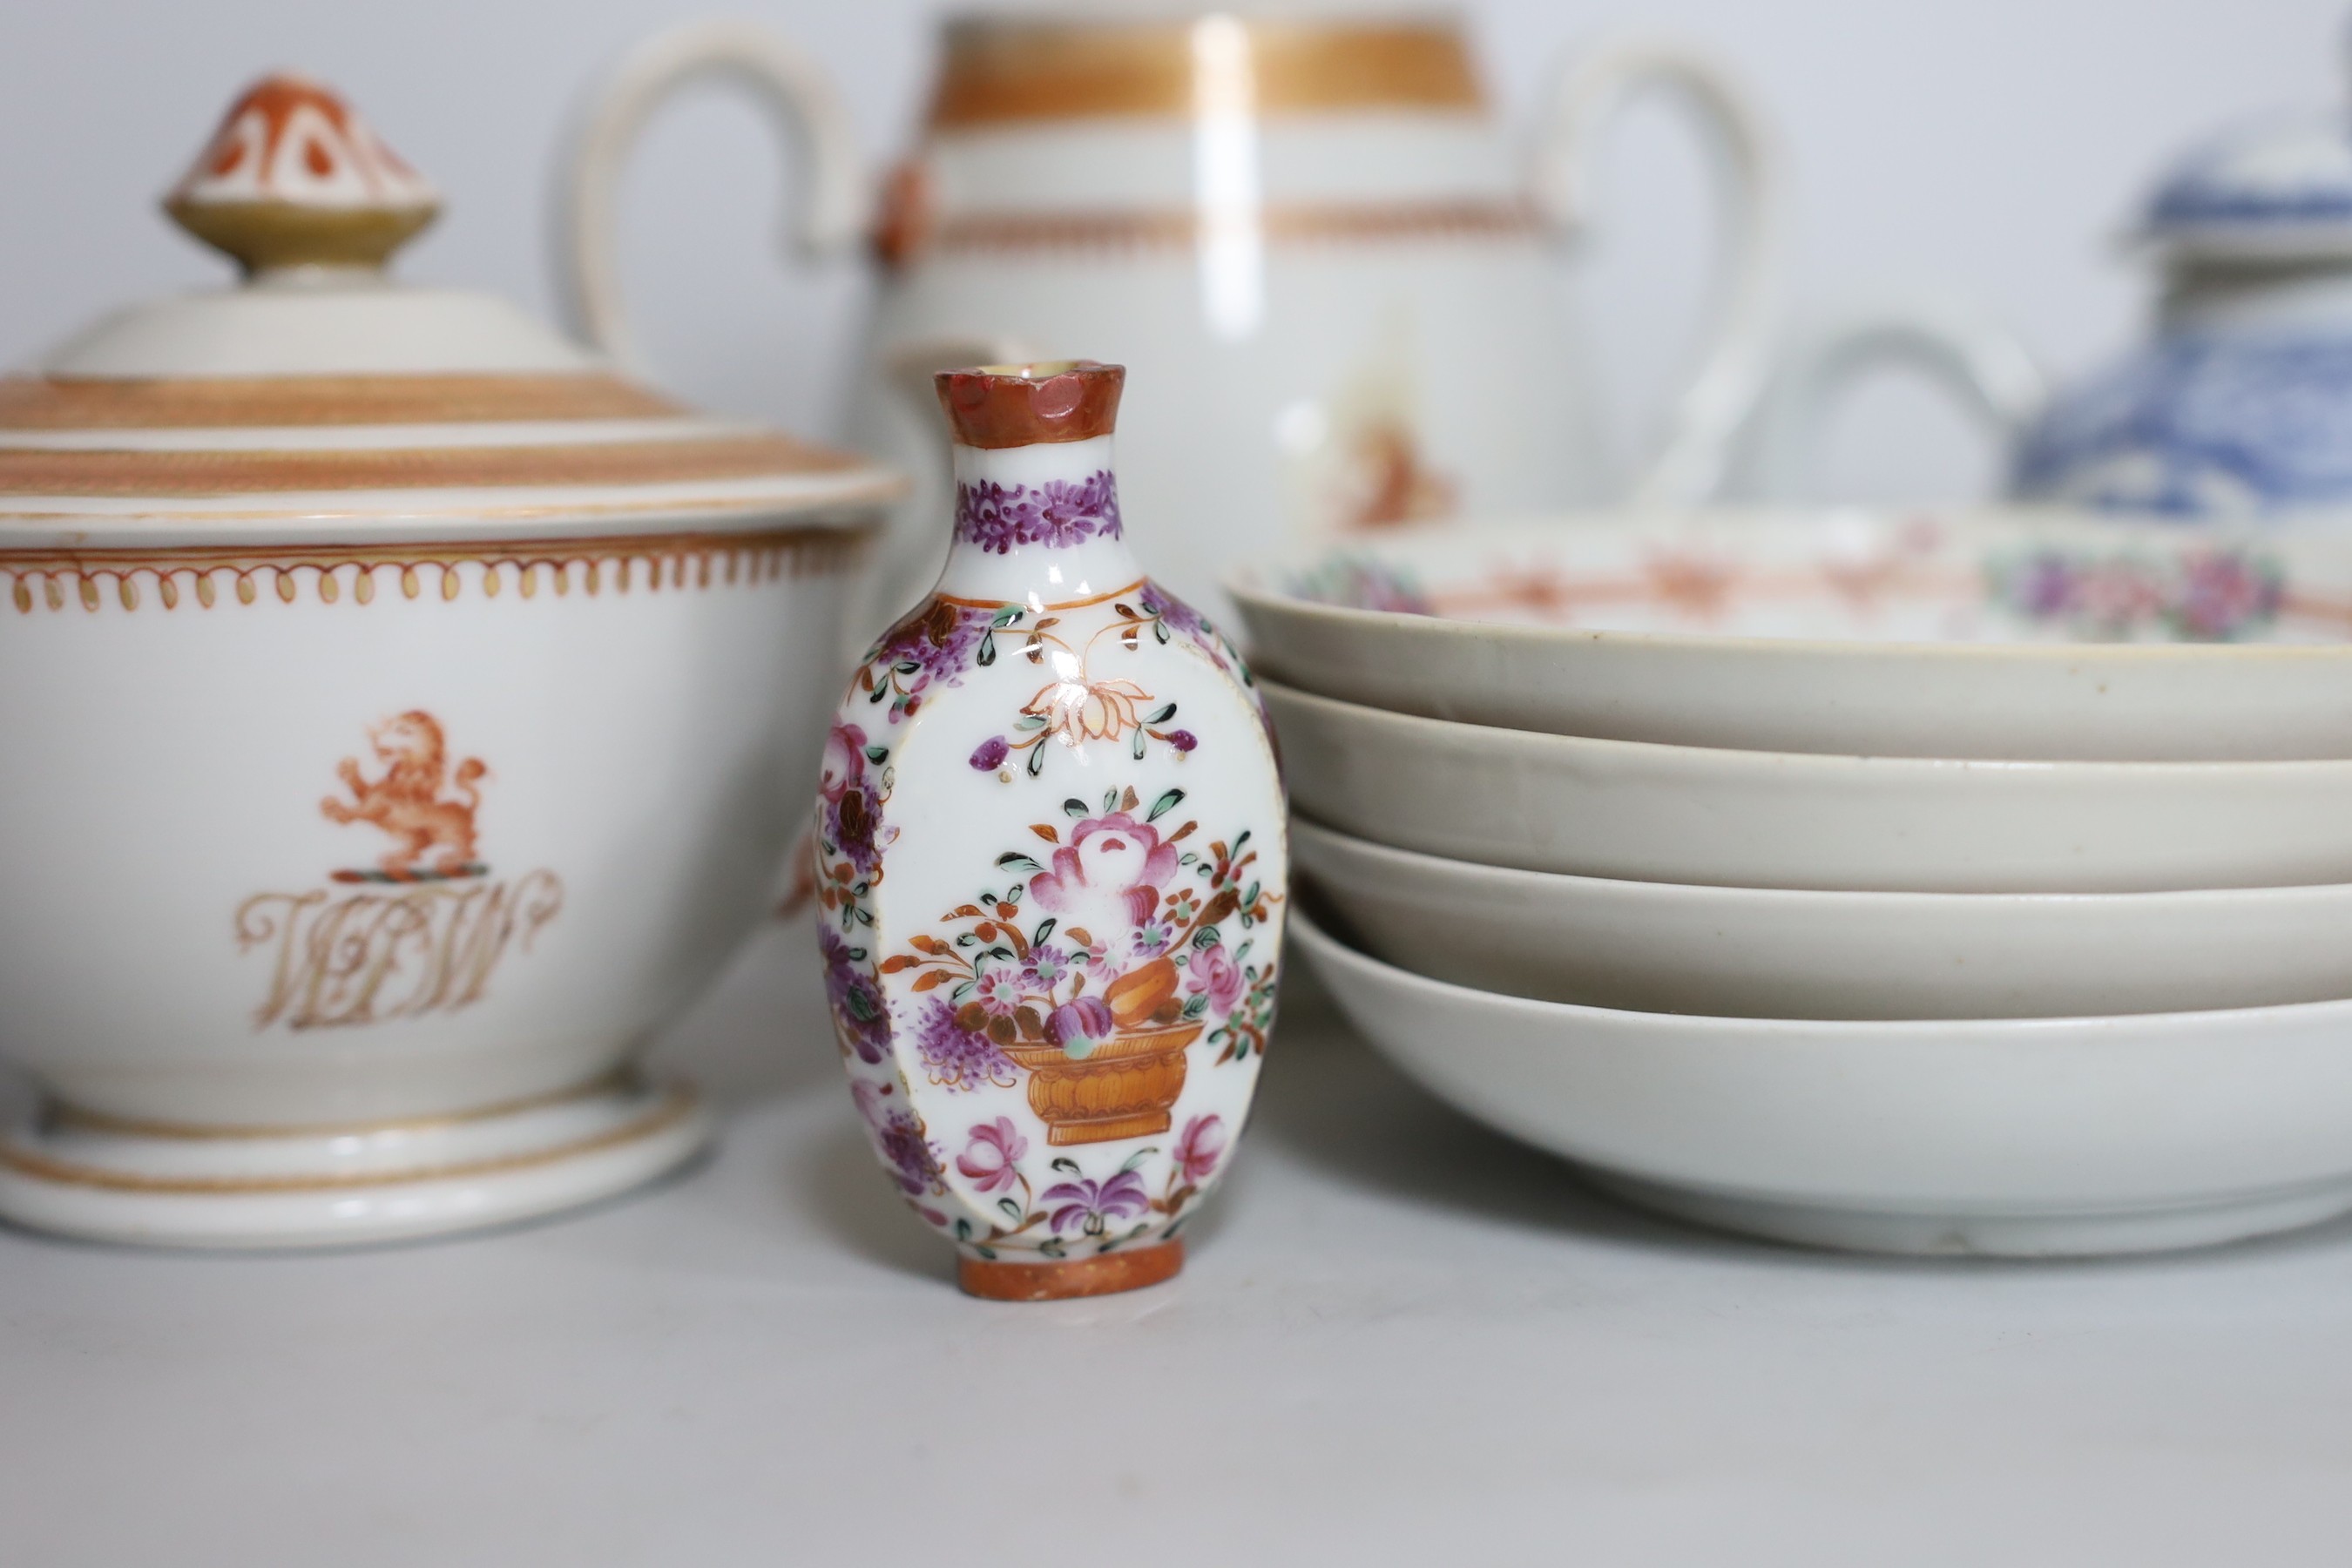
[2139,98,2352,262]
[0,73,896,536]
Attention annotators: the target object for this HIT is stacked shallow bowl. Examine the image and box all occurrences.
[1233,508,2352,1256]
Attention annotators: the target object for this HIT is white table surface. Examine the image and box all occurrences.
[5,923,2351,1567]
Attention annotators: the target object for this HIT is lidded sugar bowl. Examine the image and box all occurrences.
[0,74,897,1247]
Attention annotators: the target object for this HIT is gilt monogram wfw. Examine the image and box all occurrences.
[0,70,889,1249]
[237,712,564,1031]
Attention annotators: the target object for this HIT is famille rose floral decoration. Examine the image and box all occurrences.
[813,362,1286,1301]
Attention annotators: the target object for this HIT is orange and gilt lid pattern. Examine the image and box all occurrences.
[166,72,441,273]
[0,74,896,526]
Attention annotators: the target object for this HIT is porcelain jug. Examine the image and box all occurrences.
[2015,37,2352,517]
[562,10,1781,618]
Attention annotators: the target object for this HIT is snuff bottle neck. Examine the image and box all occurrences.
[937,433,1139,606]
[932,361,1139,606]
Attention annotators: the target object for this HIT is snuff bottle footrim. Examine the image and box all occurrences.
[959,1236,1185,1301]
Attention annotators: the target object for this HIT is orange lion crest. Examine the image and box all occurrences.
[321,710,488,876]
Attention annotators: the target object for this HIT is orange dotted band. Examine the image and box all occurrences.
[2,523,872,614]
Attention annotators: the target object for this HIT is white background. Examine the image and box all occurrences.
[0,0,2340,500]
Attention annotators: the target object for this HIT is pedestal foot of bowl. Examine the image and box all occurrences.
[1586,1169,2352,1258]
[958,1238,1186,1301]
[0,1071,711,1250]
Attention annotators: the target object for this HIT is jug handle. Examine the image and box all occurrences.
[1738,296,2047,499]
[1528,36,1783,506]
[557,19,867,368]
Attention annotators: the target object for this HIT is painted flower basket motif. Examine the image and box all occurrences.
[1002,1021,1200,1146]
[811,362,1287,1300]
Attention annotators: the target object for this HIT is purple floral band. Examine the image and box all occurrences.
[955,471,1124,554]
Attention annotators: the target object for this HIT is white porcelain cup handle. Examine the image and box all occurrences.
[1744,299,2047,499]
[558,19,866,368]
[1528,36,1784,505]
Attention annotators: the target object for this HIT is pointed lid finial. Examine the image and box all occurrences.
[164,72,441,274]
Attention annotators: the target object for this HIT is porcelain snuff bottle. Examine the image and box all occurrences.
[813,362,1287,1300]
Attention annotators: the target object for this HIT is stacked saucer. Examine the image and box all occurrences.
[1233,506,2352,1256]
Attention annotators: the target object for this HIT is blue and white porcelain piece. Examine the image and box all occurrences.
[2140,111,2352,259]
[2017,43,2352,520]
[2017,334,2352,515]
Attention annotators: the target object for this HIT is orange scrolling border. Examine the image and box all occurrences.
[1,522,874,614]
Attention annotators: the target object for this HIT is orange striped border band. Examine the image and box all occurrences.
[929,18,1484,127]
[0,373,683,430]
